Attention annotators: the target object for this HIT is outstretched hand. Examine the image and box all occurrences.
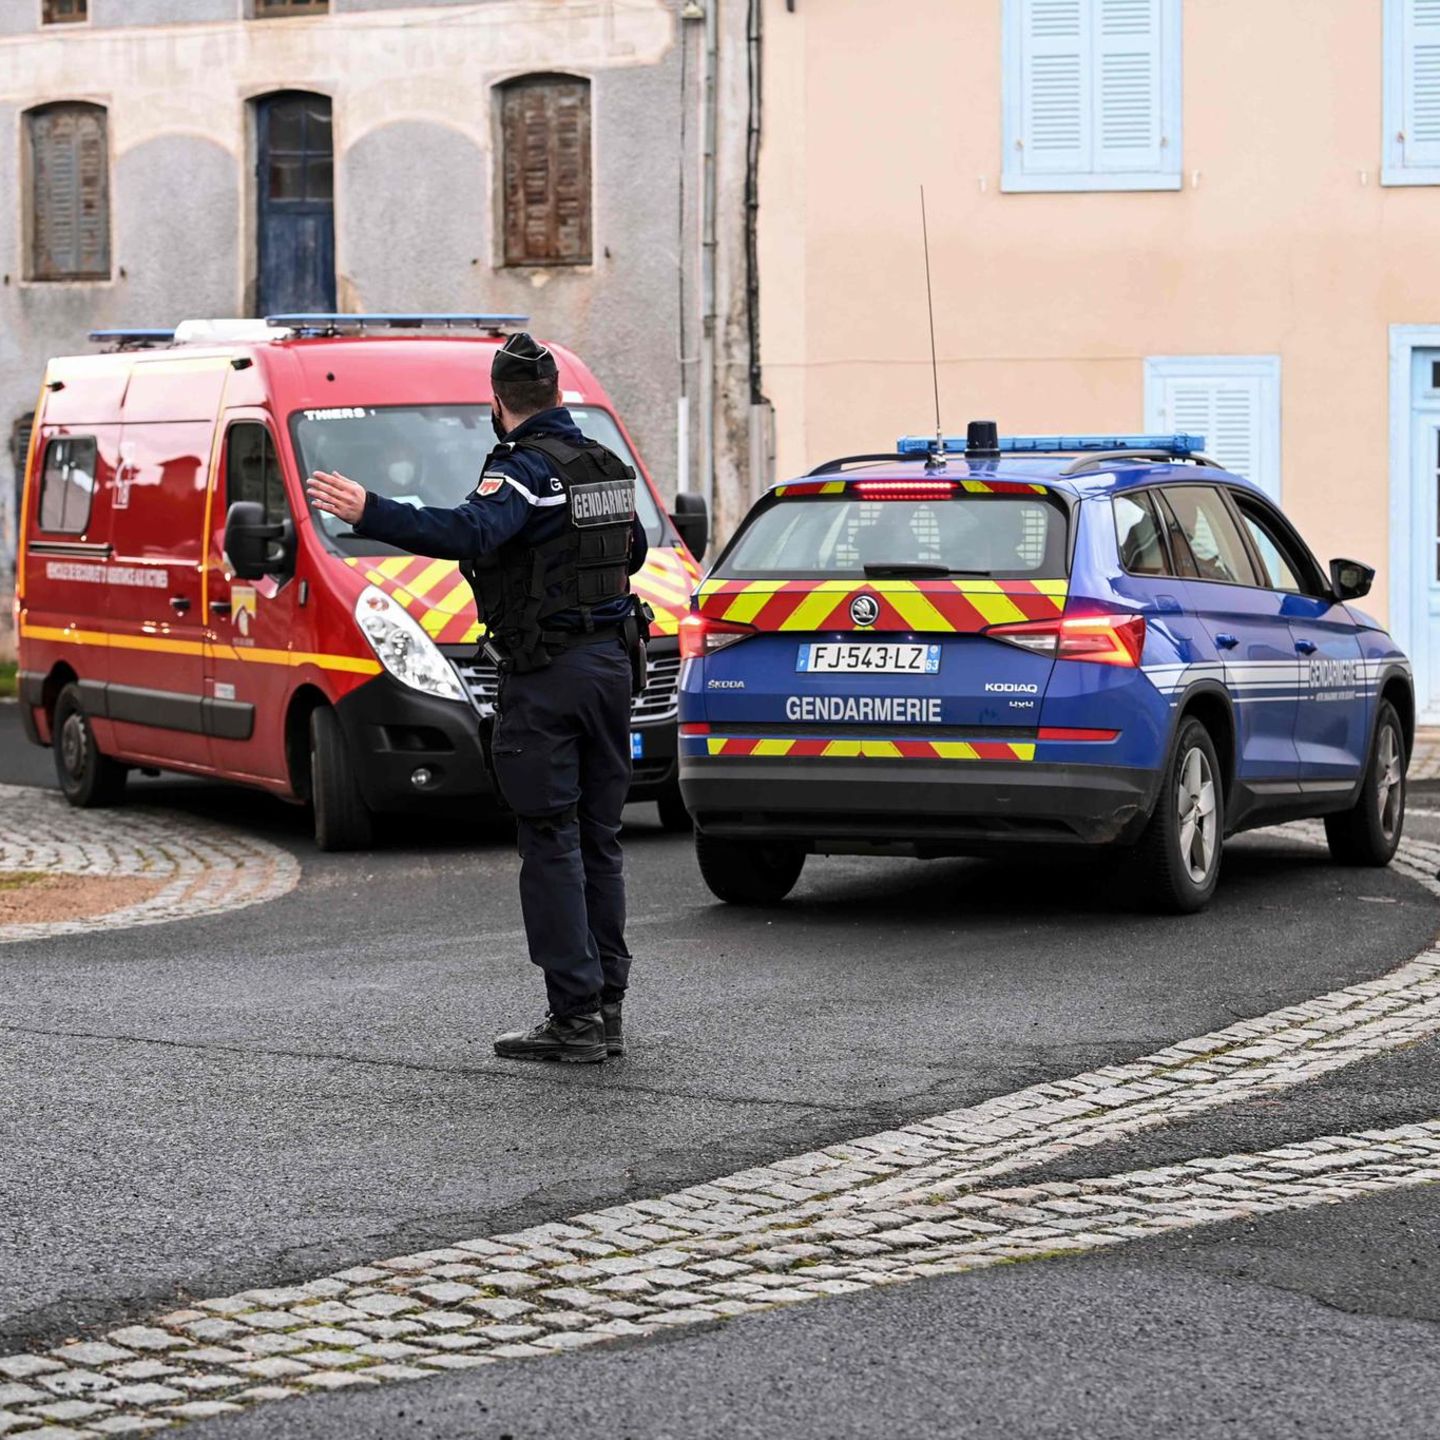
[306,470,367,527]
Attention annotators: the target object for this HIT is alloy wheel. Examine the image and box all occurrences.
[1376,722,1403,841]
[1176,745,1217,885]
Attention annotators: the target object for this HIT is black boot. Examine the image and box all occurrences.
[493,1012,606,1064]
[601,1000,624,1057]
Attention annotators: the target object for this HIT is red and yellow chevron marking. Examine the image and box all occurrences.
[770,479,1048,497]
[694,578,1067,633]
[343,546,701,645]
[703,737,1036,761]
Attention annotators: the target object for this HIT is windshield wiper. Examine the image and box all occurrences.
[862,563,989,578]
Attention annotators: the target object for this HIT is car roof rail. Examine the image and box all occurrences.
[263,312,530,336]
[1059,449,1223,476]
[87,328,175,351]
[805,452,909,476]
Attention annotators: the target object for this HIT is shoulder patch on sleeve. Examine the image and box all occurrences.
[477,473,506,498]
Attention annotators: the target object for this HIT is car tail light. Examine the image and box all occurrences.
[679,612,757,659]
[984,612,1146,667]
[852,481,959,500]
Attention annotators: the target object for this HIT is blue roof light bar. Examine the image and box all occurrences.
[265,312,530,335]
[896,432,1206,457]
[88,328,175,347]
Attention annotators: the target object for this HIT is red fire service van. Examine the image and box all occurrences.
[15,314,708,849]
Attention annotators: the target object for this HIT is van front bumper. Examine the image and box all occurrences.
[680,753,1161,853]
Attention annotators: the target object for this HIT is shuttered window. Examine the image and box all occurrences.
[1144,357,1282,501]
[25,104,110,282]
[1384,0,1440,183]
[1002,0,1181,192]
[499,75,592,267]
[42,0,88,23]
[253,0,328,15]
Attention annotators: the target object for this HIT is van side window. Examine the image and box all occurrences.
[38,435,97,534]
[1113,492,1169,576]
[1156,486,1260,588]
[226,423,287,523]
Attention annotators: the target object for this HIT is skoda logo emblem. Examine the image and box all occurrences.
[849,593,880,627]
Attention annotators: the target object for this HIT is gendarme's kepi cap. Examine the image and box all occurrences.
[491,331,559,383]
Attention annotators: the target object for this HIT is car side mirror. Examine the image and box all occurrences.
[224,501,294,580]
[670,491,709,561]
[1329,556,1374,601]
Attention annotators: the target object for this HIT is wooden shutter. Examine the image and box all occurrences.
[1402,0,1440,168]
[28,104,110,281]
[1094,0,1163,173]
[1019,0,1091,176]
[502,77,592,266]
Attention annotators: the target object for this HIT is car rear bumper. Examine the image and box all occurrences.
[680,753,1161,852]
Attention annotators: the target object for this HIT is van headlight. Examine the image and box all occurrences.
[354,585,467,703]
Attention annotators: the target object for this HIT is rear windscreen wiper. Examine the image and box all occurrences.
[862,563,989,578]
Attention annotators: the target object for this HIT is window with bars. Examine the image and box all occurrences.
[1002,0,1181,192]
[499,74,592,267]
[42,0,87,24]
[25,103,110,282]
[252,0,329,16]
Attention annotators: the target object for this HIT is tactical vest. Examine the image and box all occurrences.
[462,433,637,673]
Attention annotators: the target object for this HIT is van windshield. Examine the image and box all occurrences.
[290,404,665,555]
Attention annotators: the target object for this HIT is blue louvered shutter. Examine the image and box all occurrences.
[1020,0,1091,176]
[1402,0,1440,169]
[1094,0,1164,174]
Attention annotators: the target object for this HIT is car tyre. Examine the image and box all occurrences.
[695,829,804,905]
[1324,699,1405,867]
[1133,715,1223,914]
[656,778,692,832]
[52,683,128,808]
[310,706,374,852]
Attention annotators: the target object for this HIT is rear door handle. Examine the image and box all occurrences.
[210,599,231,617]
[169,595,192,614]
[1295,639,1318,654]
[1215,633,1239,650]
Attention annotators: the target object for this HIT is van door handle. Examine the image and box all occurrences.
[169,595,192,614]
[1215,633,1239,650]
[1295,638,1318,654]
[210,599,231,617]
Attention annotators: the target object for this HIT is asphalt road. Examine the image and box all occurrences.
[2,699,1438,1438]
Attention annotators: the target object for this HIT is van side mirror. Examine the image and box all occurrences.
[670,492,709,561]
[224,501,294,580]
[1329,557,1374,601]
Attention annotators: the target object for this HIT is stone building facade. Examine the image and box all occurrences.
[0,0,749,658]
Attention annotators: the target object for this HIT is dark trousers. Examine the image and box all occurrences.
[490,638,634,1017]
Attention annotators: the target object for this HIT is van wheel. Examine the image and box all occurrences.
[1133,716,1223,914]
[695,830,804,905]
[1325,699,1405,866]
[310,706,374,852]
[656,779,692,832]
[53,684,128,808]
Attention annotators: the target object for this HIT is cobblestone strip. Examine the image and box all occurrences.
[0,786,300,945]
[0,827,1436,1434]
[1,1121,1437,1437]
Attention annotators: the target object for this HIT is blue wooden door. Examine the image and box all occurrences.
[1409,351,1440,722]
[256,92,335,316]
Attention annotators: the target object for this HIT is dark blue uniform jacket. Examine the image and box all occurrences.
[354,407,648,630]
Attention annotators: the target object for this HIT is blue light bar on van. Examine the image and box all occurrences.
[88,328,175,346]
[265,313,530,335]
[895,433,1206,457]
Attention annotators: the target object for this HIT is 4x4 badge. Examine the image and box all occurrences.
[849,593,880,627]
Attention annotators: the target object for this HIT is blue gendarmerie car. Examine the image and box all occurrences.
[677,423,1412,913]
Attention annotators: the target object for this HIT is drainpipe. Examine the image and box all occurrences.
[698,0,719,517]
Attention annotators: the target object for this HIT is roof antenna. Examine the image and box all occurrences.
[919,187,946,471]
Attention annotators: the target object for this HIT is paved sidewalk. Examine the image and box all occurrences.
[0,785,300,944]
[1413,727,1440,782]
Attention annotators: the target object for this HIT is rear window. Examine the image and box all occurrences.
[37,435,97,534]
[719,494,1068,580]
